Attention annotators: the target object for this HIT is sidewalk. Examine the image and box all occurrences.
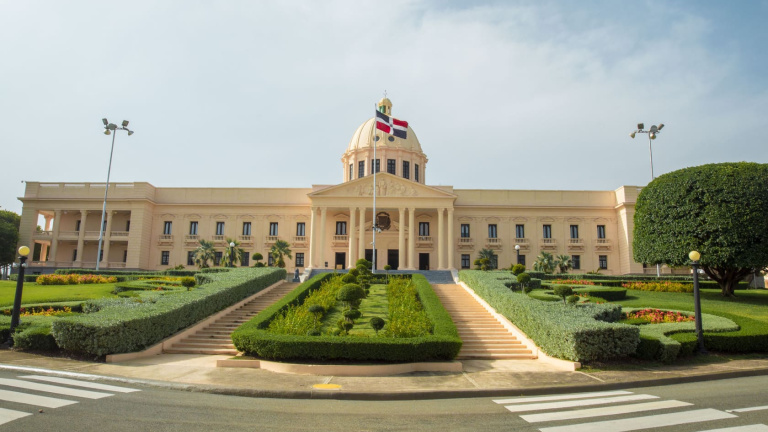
[2,349,768,400]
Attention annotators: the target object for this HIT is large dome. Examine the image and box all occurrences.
[346,118,423,154]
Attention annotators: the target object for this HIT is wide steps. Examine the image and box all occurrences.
[164,282,297,355]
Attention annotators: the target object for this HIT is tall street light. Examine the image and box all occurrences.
[96,119,134,271]
[7,246,30,345]
[631,122,664,276]
[689,250,707,354]
[515,244,521,265]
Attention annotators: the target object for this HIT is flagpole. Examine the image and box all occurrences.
[372,101,378,273]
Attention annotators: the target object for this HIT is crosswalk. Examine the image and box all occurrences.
[494,390,768,432]
[0,375,139,426]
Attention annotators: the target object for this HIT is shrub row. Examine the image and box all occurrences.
[50,267,285,356]
[459,270,638,361]
[232,274,461,362]
[531,286,628,302]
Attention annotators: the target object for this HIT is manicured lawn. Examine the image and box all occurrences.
[0,281,118,307]
[322,283,389,336]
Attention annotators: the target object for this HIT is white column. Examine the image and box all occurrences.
[320,207,327,268]
[358,206,366,261]
[437,208,445,269]
[348,207,356,268]
[447,208,455,270]
[308,207,316,268]
[408,207,416,269]
[398,208,406,270]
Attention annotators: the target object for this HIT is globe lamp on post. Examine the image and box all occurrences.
[229,242,236,268]
[515,244,521,265]
[8,246,31,345]
[689,250,707,354]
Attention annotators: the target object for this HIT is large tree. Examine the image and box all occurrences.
[633,162,768,297]
[0,210,21,274]
[269,239,292,268]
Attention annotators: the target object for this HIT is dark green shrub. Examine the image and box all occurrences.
[307,329,321,336]
[337,284,365,308]
[13,325,58,351]
[567,295,579,304]
[553,285,574,304]
[370,317,385,335]
[181,277,196,290]
[511,264,526,276]
[343,309,362,322]
[341,274,357,283]
[348,268,359,277]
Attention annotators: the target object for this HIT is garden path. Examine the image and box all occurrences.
[432,284,536,360]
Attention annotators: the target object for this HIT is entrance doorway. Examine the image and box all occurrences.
[365,249,378,270]
[419,253,430,270]
[387,249,399,270]
[335,252,346,270]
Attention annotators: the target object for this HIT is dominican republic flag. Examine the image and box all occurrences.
[375,110,408,139]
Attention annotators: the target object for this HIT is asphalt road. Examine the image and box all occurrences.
[2,370,768,431]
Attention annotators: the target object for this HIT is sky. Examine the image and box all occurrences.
[1,0,767,214]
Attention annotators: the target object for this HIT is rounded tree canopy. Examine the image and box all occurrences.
[336,284,366,302]
[633,162,768,269]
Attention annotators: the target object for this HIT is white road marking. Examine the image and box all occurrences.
[726,406,768,413]
[520,399,693,423]
[0,389,76,408]
[18,375,139,393]
[0,378,113,399]
[538,408,736,432]
[0,407,31,426]
[697,425,768,432]
[503,394,658,413]
[493,390,633,405]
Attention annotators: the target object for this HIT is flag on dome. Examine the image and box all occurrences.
[375,110,408,139]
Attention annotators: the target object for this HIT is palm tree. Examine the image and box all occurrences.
[270,239,292,268]
[533,251,556,274]
[221,238,244,268]
[194,239,216,269]
[556,254,573,274]
[477,248,497,270]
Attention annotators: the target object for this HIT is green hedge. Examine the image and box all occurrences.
[459,270,639,361]
[50,267,285,356]
[232,274,461,362]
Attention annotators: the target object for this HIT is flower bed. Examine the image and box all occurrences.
[622,281,693,293]
[624,308,694,324]
[36,274,118,285]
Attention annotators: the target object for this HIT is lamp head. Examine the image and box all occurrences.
[122,120,129,127]
[18,246,30,257]
[650,125,658,133]
[637,123,644,130]
[630,131,636,139]
[104,129,111,135]
[108,123,117,130]
[229,242,235,247]
[102,118,109,126]
[515,244,520,250]
[689,250,701,262]
[649,132,656,140]
[127,130,134,136]
[657,123,664,130]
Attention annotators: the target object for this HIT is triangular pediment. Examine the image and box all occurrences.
[309,174,457,199]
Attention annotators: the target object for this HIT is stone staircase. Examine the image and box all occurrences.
[432,284,536,360]
[164,282,298,355]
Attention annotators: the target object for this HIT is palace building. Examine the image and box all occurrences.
[17,99,649,275]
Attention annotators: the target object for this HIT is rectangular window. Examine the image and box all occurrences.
[72,249,77,261]
[296,222,306,237]
[123,250,128,263]
[371,159,380,174]
[488,224,497,239]
[387,159,396,174]
[103,219,107,231]
[163,221,172,235]
[242,222,252,236]
[126,220,130,232]
[187,251,195,266]
[403,161,410,179]
[267,254,274,266]
[460,224,470,238]
[189,221,198,235]
[419,222,430,236]
[572,255,581,270]
[269,222,278,236]
[599,255,608,269]
[161,251,170,265]
[543,224,552,239]
[214,251,223,266]
[349,164,353,181]
[597,225,606,239]
[518,255,526,266]
[76,220,81,232]
[515,224,525,239]
[415,164,420,182]
[296,252,305,267]
[570,225,579,239]
[336,221,347,235]
[461,254,470,269]
[216,222,225,236]
[358,161,365,178]
[490,254,498,270]
[241,254,249,267]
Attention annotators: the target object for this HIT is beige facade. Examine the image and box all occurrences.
[17,99,650,275]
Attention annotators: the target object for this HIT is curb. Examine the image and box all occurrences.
[3,362,768,401]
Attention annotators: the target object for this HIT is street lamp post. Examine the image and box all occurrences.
[8,246,30,344]
[689,250,707,354]
[96,119,134,271]
[631,122,665,276]
[515,244,521,265]
[229,242,236,267]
